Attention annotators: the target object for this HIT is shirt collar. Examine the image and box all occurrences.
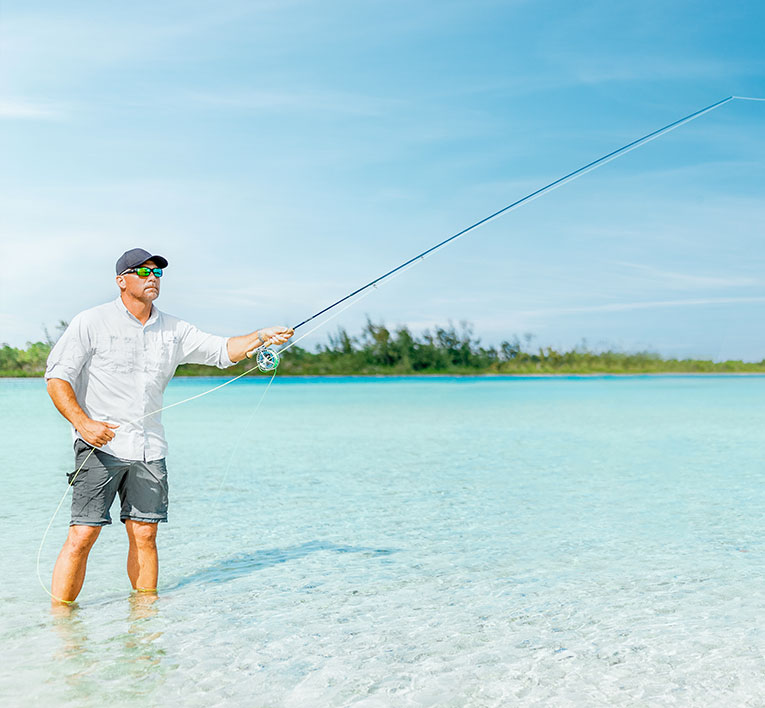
[114,296,160,327]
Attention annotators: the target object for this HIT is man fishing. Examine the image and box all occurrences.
[44,248,293,606]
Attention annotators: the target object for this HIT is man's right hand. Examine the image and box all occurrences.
[78,418,120,447]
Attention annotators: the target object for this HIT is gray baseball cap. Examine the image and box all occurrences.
[115,248,169,274]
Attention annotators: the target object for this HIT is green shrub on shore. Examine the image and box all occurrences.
[4,319,764,377]
[0,342,51,377]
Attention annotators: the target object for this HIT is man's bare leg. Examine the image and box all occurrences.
[125,520,159,592]
[50,525,102,605]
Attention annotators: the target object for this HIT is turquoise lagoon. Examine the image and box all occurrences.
[2,375,765,706]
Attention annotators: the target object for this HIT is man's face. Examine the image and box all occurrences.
[116,259,162,302]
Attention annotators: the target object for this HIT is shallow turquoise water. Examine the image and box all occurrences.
[2,375,765,706]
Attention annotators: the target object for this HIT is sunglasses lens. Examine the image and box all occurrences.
[135,267,151,277]
[154,268,163,277]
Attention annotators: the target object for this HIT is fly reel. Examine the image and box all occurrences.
[256,347,280,372]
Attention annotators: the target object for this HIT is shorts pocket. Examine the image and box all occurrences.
[69,440,96,483]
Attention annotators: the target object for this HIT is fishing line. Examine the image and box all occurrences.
[37,95,762,603]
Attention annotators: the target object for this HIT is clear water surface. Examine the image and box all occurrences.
[2,375,765,707]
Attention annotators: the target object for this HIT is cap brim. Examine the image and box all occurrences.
[122,254,168,271]
[123,256,167,272]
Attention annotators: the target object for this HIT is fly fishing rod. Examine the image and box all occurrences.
[247,94,764,371]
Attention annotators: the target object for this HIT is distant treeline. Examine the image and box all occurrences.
[3,319,764,377]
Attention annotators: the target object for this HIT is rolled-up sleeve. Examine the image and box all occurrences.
[177,321,234,369]
[45,314,92,384]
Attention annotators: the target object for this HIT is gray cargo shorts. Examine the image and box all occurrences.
[69,439,169,526]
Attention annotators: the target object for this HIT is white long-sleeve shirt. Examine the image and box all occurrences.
[45,296,233,461]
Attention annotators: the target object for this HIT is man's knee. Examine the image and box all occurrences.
[126,520,158,547]
[65,525,101,555]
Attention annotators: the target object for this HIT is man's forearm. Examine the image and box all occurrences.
[227,331,264,364]
[47,378,119,447]
[227,326,295,364]
[47,378,89,428]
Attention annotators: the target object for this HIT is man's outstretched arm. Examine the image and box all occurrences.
[226,326,294,363]
[46,378,119,447]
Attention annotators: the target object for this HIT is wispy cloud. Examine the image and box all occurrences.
[557,55,742,86]
[615,262,760,290]
[0,98,65,120]
[519,296,765,318]
[0,4,285,95]
[186,89,398,117]
[541,3,762,87]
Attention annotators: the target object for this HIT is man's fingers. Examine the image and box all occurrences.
[258,326,294,349]
[83,421,118,447]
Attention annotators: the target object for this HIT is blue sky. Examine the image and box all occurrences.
[1,0,764,360]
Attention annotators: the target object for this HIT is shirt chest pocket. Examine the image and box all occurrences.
[148,333,180,372]
[96,334,137,373]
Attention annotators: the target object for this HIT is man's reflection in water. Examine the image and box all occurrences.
[51,602,98,697]
[127,591,163,659]
[52,602,88,662]
[51,592,170,700]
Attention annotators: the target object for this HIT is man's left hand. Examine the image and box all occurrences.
[258,326,294,347]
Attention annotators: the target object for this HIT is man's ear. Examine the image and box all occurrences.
[116,275,126,291]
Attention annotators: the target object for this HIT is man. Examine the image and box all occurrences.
[45,248,293,605]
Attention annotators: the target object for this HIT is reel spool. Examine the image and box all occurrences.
[256,347,280,372]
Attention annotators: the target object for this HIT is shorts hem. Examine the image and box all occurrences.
[120,515,168,524]
[70,519,112,527]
